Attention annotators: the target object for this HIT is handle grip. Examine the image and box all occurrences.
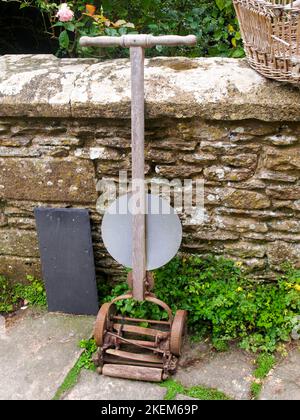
[79,34,197,48]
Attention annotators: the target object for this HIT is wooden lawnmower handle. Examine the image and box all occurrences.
[79,34,197,48]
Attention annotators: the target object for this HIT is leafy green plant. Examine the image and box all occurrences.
[15,1,135,57]
[13,0,244,58]
[78,338,97,370]
[105,255,300,353]
[14,275,47,308]
[0,274,47,313]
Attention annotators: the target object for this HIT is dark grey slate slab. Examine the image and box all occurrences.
[34,208,99,315]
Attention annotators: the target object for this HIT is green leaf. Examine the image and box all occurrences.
[64,22,75,32]
[53,21,64,27]
[59,30,69,50]
[216,0,226,11]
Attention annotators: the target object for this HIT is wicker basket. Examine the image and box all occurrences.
[233,0,300,84]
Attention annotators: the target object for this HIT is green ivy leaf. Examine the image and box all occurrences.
[216,0,226,11]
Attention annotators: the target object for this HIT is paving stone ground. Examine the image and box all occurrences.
[176,343,256,400]
[0,309,299,400]
[63,369,167,400]
[0,308,94,400]
[259,345,300,400]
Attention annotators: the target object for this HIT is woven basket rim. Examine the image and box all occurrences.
[235,0,300,11]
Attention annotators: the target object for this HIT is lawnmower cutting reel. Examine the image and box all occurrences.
[79,34,197,382]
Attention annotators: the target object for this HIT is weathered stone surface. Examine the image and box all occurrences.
[187,230,239,241]
[32,136,82,146]
[200,140,261,155]
[146,149,176,163]
[0,137,32,147]
[183,152,216,164]
[265,134,299,146]
[257,170,297,183]
[223,189,271,209]
[155,164,202,177]
[63,369,167,400]
[176,346,255,400]
[220,153,257,168]
[0,255,41,283]
[149,138,197,151]
[175,394,198,400]
[2,55,300,121]
[7,216,36,230]
[266,185,300,200]
[0,146,42,157]
[267,241,300,269]
[263,146,300,171]
[0,55,97,117]
[260,346,300,400]
[75,147,123,161]
[269,220,300,233]
[216,216,268,233]
[0,229,39,257]
[0,308,94,400]
[0,212,7,227]
[224,241,266,258]
[238,257,266,273]
[204,166,253,182]
[0,158,97,203]
[272,199,300,211]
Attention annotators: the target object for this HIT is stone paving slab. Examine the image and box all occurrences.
[63,369,167,400]
[176,347,255,400]
[260,346,300,400]
[175,394,198,400]
[0,309,94,400]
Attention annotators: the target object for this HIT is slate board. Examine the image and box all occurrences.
[34,208,99,315]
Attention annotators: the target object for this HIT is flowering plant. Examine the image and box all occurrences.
[18,1,135,57]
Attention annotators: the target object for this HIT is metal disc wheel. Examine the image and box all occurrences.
[94,302,115,347]
[170,310,187,357]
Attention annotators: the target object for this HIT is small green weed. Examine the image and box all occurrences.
[160,378,230,400]
[0,275,15,313]
[253,353,276,379]
[250,382,262,400]
[53,338,97,400]
[77,339,97,371]
[250,353,276,400]
[186,385,231,400]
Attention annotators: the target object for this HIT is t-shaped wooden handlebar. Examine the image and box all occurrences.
[79,34,197,48]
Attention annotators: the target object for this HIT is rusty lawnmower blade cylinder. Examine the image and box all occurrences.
[102,364,165,382]
[80,34,196,381]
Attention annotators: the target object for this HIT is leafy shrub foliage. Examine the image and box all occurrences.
[16,0,244,58]
[0,275,47,313]
[104,256,300,353]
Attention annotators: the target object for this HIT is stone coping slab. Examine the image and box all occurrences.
[1,55,300,121]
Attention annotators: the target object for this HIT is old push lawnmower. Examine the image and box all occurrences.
[79,34,197,382]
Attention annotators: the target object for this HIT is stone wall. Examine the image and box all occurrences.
[1,54,300,284]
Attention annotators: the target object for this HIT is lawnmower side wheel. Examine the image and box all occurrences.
[170,310,187,357]
[94,302,114,347]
